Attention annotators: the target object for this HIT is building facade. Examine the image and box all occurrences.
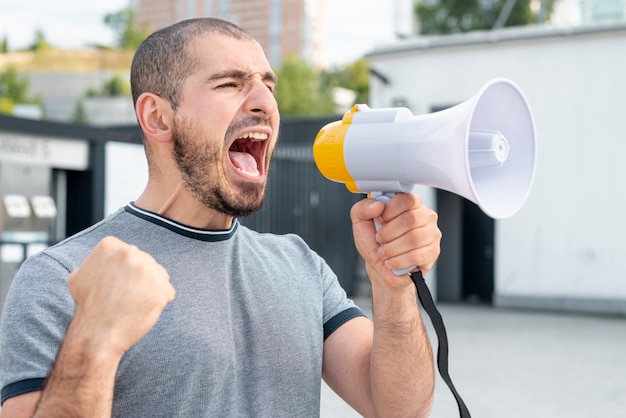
[133,0,326,67]
[580,0,626,23]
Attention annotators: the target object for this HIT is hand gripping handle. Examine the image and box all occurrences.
[370,192,417,276]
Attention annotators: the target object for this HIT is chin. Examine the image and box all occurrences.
[214,184,267,218]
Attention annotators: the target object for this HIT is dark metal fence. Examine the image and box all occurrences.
[240,116,362,295]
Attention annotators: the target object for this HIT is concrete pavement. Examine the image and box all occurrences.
[321,300,626,417]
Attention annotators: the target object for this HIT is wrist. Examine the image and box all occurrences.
[63,313,127,366]
[370,277,421,324]
[35,318,123,417]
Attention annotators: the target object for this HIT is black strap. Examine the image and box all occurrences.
[411,271,472,418]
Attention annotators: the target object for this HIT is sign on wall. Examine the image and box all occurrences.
[0,131,88,170]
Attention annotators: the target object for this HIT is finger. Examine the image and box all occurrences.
[380,232,441,274]
[350,198,385,224]
[378,193,424,224]
[379,216,440,253]
[376,206,436,244]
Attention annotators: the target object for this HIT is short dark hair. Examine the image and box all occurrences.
[130,18,252,109]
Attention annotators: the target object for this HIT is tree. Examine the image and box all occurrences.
[1,37,8,53]
[73,98,89,125]
[274,54,335,116]
[82,74,130,98]
[103,74,131,96]
[104,8,151,50]
[415,0,556,35]
[29,28,52,51]
[0,66,40,115]
[322,58,370,105]
[273,55,372,116]
[0,67,31,103]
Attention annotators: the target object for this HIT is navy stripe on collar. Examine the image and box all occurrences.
[125,203,238,242]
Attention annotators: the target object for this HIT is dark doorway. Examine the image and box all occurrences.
[461,199,494,303]
[436,190,494,304]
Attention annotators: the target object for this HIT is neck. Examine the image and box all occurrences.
[135,181,234,230]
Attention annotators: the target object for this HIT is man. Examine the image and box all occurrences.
[0,18,440,418]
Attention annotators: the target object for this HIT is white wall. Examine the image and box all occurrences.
[27,71,130,123]
[367,23,626,313]
[84,97,137,127]
[105,142,148,216]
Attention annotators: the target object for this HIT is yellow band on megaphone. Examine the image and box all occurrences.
[312,106,359,188]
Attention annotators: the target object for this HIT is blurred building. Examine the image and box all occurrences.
[133,0,326,67]
[580,0,626,22]
[0,49,137,125]
[552,0,626,25]
[24,71,135,126]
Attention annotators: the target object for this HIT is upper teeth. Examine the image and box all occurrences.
[241,132,268,142]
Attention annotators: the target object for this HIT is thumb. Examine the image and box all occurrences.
[351,197,384,227]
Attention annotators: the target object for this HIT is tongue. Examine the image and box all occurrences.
[229,150,259,175]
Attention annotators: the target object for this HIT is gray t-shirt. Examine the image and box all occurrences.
[0,203,364,417]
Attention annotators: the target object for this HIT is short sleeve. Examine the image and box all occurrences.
[318,255,366,340]
[0,253,75,405]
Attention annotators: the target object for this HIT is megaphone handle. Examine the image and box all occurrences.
[371,192,417,276]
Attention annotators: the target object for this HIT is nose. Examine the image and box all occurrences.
[246,79,278,118]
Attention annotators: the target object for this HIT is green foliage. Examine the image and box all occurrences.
[0,66,40,115]
[29,28,52,51]
[416,0,556,35]
[0,66,31,103]
[73,98,89,125]
[82,74,131,98]
[0,37,8,53]
[274,54,335,116]
[103,74,131,96]
[0,97,13,113]
[274,54,372,117]
[85,85,99,97]
[104,8,151,50]
[322,58,370,105]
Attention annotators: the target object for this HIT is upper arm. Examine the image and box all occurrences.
[322,315,375,417]
[0,391,41,418]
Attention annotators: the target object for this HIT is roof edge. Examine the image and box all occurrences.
[366,21,626,58]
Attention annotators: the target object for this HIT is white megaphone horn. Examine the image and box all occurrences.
[313,78,537,220]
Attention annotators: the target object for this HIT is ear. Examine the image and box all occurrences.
[135,93,174,143]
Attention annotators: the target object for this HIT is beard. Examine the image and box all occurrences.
[172,114,270,218]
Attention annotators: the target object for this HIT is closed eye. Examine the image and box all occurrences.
[217,82,240,89]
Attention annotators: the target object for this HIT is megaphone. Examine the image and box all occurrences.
[313,78,536,220]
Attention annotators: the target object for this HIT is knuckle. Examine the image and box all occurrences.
[409,192,423,207]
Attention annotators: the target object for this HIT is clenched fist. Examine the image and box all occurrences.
[68,236,176,356]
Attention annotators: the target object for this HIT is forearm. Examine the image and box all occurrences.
[369,280,435,418]
[33,321,122,418]
[29,237,173,417]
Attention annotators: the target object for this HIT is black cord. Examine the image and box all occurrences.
[410,271,472,418]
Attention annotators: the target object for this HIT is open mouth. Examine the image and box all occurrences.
[228,132,269,179]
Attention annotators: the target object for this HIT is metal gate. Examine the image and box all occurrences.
[240,116,362,295]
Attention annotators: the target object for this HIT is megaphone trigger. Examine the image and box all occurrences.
[370,191,417,276]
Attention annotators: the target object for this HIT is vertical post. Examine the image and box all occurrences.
[89,139,106,224]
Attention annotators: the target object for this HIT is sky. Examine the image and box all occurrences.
[0,0,401,66]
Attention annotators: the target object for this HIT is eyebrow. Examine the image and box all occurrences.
[208,69,278,85]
